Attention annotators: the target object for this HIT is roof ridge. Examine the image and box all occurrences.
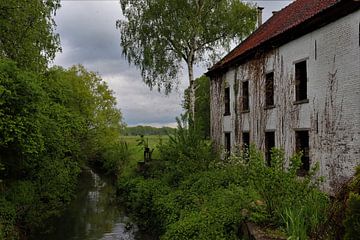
[209,0,343,73]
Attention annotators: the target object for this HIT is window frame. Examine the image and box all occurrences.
[295,130,310,176]
[224,87,231,116]
[265,131,275,166]
[242,131,250,150]
[241,80,250,112]
[265,72,275,108]
[224,132,231,155]
[294,60,309,104]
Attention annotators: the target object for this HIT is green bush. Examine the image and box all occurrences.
[344,193,360,239]
[117,125,329,239]
[101,140,131,176]
[0,60,126,237]
[343,178,360,240]
[0,197,17,240]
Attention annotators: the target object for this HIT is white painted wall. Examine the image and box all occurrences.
[216,9,360,192]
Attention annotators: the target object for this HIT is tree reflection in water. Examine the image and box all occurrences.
[32,170,137,240]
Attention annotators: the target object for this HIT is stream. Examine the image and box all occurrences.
[32,169,142,240]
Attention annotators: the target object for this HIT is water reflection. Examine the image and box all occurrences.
[33,169,138,240]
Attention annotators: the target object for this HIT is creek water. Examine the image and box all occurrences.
[32,169,141,240]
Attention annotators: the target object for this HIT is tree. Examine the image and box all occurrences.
[117,0,257,120]
[0,0,61,71]
[0,60,126,237]
[183,76,210,138]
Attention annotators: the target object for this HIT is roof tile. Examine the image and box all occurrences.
[210,0,339,71]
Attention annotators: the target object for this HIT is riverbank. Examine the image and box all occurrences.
[117,126,360,239]
[31,169,139,240]
[116,127,332,239]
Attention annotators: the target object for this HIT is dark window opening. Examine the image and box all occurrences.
[225,132,231,155]
[242,81,249,111]
[265,72,274,107]
[224,87,230,116]
[295,61,307,102]
[242,132,250,150]
[314,40,317,60]
[296,131,310,176]
[265,132,275,166]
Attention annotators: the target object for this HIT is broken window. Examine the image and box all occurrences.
[265,132,275,166]
[242,81,249,111]
[295,130,310,175]
[242,132,250,150]
[295,61,308,102]
[265,72,274,107]
[224,87,230,116]
[224,132,231,155]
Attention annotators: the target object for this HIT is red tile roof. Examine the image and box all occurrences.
[209,0,340,72]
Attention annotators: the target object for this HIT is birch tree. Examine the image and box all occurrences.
[117,0,256,121]
[0,0,61,72]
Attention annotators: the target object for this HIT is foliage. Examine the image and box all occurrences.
[0,0,61,71]
[117,124,329,239]
[183,76,210,138]
[344,192,360,239]
[342,166,360,240]
[117,0,257,119]
[0,60,126,238]
[123,125,175,136]
[158,117,216,183]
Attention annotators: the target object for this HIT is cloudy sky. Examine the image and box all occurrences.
[54,0,293,127]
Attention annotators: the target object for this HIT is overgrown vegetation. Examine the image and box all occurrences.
[0,61,126,238]
[183,76,210,139]
[0,1,129,238]
[117,120,329,239]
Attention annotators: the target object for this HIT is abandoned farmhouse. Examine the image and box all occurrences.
[206,0,360,192]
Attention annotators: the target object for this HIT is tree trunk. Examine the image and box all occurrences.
[188,62,196,124]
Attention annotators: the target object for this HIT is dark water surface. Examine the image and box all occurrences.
[32,169,140,240]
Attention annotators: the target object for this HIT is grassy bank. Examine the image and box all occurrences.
[116,125,332,239]
[120,135,168,178]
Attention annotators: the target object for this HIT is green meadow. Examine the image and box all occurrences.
[120,135,169,176]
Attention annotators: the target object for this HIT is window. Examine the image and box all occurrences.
[224,87,230,116]
[242,132,250,150]
[295,131,310,176]
[295,61,308,102]
[265,72,274,107]
[224,132,231,155]
[242,81,249,111]
[265,132,275,166]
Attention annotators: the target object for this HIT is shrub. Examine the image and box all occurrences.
[101,140,131,176]
[0,197,17,240]
[117,123,329,239]
[344,192,360,239]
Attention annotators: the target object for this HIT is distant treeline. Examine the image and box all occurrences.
[123,126,175,136]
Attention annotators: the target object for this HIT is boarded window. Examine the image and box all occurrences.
[242,132,250,150]
[265,72,274,107]
[225,132,231,154]
[242,81,249,111]
[295,61,307,102]
[295,131,310,175]
[265,132,275,166]
[224,87,230,116]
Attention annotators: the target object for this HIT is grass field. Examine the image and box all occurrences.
[120,135,169,176]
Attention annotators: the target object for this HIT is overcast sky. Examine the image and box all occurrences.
[54,0,293,127]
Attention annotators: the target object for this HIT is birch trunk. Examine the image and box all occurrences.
[188,62,196,124]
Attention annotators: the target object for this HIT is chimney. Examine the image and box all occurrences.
[257,7,264,27]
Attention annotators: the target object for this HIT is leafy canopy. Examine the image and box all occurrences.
[0,0,61,71]
[117,0,257,93]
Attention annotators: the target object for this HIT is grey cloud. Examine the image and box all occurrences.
[105,74,184,125]
[54,0,293,127]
